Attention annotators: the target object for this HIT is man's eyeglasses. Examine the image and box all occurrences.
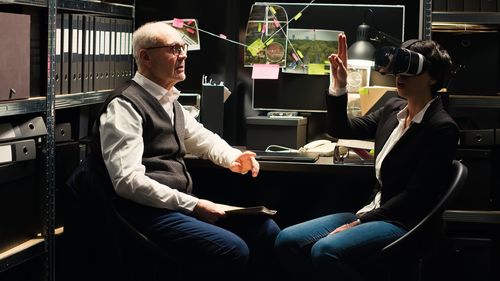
[145,43,188,56]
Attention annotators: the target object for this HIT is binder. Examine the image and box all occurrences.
[82,15,90,93]
[87,15,95,92]
[0,141,40,253]
[481,0,497,11]
[61,13,70,95]
[55,13,62,95]
[103,17,111,90]
[109,17,116,90]
[463,0,480,11]
[95,16,105,91]
[126,19,133,80]
[55,122,72,143]
[0,12,30,101]
[447,0,464,11]
[77,14,84,93]
[0,116,48,143]
[0,139,37,164]
[69,14,80,93]
[115,18,126,86]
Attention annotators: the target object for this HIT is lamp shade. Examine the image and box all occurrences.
[348,40,375,61]
[348,22,375,61]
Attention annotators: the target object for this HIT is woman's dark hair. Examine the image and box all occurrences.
[404,40,453,95]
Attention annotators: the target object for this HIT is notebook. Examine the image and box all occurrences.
[253,150,319,163]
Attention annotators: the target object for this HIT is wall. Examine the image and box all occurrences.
[135,0,423,145]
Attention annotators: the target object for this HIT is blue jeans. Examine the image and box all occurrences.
[274,212,407,281]
[117,199,280,280]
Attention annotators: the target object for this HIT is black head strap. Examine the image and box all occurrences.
[401,39,420,49]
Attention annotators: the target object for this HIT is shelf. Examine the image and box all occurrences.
[0,98,46,117]
[57,0,134,17]
[432,12,500,24]
[449,95,500,109]
[0,91,112,117]
[0,0,47,7]
[444,210,500,224]
[0,238,45,273]
[55,91,111,109]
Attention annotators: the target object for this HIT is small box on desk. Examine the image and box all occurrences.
[359,86,398,116]
[246,116,307,150]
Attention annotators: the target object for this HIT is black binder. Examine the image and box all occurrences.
[69,14,81,93]
[61,13,70,94]
[55,13,62,95]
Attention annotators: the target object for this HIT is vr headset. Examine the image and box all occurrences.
[374,46,429,76]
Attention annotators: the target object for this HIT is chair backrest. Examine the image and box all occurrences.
[380,160,468,257]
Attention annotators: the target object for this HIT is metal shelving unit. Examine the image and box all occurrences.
[0,98,47,117]
[432,11,500,24]
[0,91,111,117]
[0,1,134,280]
[444,210,500,224]
[430,6,500,228]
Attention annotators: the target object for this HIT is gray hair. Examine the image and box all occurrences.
[132,21,177,65]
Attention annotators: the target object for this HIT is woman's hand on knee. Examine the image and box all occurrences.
[329,219,361,236]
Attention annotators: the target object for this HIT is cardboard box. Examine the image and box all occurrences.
[359,86,397,116]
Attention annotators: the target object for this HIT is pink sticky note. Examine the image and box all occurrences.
[186,28,195,34]
[291,52,299,61]
[172,18,184,28]
[219,34,227,39]
[273,19,280,28]
[187,19,194,25]
[252,64,280,80]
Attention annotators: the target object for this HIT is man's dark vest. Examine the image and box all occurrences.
[91,80,193,194]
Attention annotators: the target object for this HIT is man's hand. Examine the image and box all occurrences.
[328,32,348,90]
[229,151,259,177]
[329,219,361,236]
[192,199,226,224]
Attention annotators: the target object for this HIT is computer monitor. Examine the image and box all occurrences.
[248,3,405,113]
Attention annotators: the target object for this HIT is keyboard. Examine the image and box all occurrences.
[253,151,319,163]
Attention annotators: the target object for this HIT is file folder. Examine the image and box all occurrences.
[82,14,91,93]
[55,13,62,95]
[61,13,71,94]
[0,12,30,101]
[0,116,48,143]
[0,139,37,164]
[0,140,41,253]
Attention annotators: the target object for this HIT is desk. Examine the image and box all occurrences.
[185,156,375,227]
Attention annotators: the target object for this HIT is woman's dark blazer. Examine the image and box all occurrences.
[326,93,459,230]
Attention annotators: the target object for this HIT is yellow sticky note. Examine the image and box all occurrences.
[265,38,274,46]
[308,64,326,75]
[359,87,369,95]
[247,39,266,57]
[297,50,304,59]
[269,6,277,15]
[294,12,302,21]
[258,23,262,32]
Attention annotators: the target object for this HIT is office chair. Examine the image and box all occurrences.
[110,197,181,281]
[374,160,468,281]
[64,157,180,281]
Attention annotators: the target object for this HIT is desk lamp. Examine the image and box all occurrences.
[347,9,402,62]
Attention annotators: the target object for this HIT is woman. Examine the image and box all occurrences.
[274,33,459,280]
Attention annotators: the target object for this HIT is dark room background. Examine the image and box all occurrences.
[134,0,422,145]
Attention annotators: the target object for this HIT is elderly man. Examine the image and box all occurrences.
[87,21,280,279]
